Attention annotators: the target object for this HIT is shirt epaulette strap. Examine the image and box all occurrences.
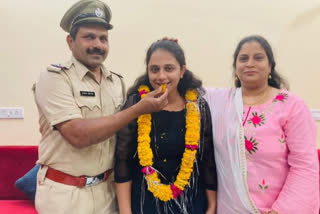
[47,61,72,73]
[110,71,123,78]
[47,64,67,73]
[110,71,126,101]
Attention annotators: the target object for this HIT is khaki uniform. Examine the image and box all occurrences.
[34,56,125,214]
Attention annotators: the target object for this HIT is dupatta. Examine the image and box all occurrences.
[204,88,260,214]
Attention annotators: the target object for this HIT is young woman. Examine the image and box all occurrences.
[115,38,217,214]
[205,35,319,214]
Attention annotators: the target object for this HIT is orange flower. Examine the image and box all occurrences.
[137,86,199,201]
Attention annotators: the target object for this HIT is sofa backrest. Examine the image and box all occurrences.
[0,146,38,200]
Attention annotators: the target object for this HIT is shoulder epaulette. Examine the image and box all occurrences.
[47,60,72,73]
[110,71,123,78]
[47,64,68,73]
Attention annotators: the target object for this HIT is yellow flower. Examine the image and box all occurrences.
[138,85,150,93]
[185,89,197,101]
[138,85,150,99]
[137,85,200,202]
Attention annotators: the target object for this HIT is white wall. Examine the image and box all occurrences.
[1,0,320,147]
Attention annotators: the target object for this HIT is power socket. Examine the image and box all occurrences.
[0,107,24,119]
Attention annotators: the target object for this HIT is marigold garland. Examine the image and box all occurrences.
[137,85,200,202]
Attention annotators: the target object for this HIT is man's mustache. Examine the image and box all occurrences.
[86,48,105,55]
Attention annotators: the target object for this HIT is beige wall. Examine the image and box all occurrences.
[1,0,320,147]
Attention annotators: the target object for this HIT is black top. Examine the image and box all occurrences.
[115,94,217,214]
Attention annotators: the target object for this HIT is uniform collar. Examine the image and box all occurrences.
[71,56,112,81]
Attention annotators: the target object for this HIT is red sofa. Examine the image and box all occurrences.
[0,146,319,214]
[0,146,38,214]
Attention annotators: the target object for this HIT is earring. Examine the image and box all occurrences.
[268,74,272,79]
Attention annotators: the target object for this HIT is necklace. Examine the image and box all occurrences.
[137,85,200,202]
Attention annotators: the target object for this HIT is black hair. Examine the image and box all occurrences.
[127,39,204,97]
[232,35,288,89]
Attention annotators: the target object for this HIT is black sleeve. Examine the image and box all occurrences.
[198,98,218,191]
[114,94,139,183]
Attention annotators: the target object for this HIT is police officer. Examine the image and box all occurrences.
[33,0,168,213]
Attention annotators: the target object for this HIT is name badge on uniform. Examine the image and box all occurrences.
[80,91,95,97]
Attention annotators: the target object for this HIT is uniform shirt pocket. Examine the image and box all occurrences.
[112,96,124,111]
[75,95,102,118]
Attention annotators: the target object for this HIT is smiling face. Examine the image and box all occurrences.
[147,49,185,96]
[235,41,271,88]
[67,24,109,72]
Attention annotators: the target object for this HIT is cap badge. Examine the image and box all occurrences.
[95,8,104,17]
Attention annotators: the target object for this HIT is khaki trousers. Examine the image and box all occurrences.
[35,167,118,214]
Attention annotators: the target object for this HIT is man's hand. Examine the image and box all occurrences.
[55,87,168,149]
[137,87,168,114]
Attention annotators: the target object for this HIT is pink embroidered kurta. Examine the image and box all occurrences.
[242,89,319,213]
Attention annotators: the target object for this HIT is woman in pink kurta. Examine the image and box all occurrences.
[243,90,318,213]
[204,35,319,214]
